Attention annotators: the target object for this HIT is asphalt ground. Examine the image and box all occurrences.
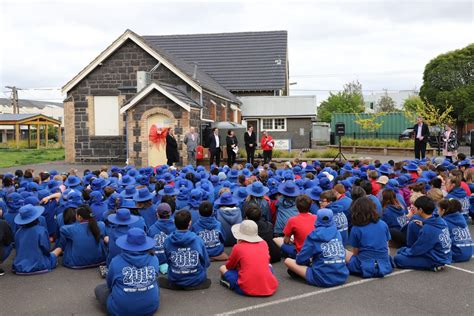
[1,227,473,316]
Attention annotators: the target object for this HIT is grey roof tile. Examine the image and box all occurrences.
[0,113,38,121]
[157,81,202,108]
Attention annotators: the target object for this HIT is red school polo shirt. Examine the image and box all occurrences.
[283,212,317,252]
[226,241,278,296]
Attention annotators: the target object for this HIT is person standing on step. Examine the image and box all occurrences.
[208,128,222,167]
[226,130,238,167]
[261,130,275,165]
[166,128,180,166]
[184,127,199,166]
[413,116,430,160]
[244,125,257,165]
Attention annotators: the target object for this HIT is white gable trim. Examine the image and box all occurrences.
[230,104,240,111]
[120,82,190,114]
[62,29,202,94]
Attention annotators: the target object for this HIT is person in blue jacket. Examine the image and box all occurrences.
[89,190,107,221]
[445,176,470,221]
[13,204,58,275]
[242,182,271,222]
[54,205,107,268]
[106,208,140,266]
[333,184,352,220]
[148,203,176,275]
[305,186,321,215]
[94,228,160,316]
[284,208,349,287]
[163,210,210,289]
[192,201,227,261]
[215,192,242,247]
[382,189,408,247]
[274,181,301,236]
[4,192,24,233]
[394,196,452,271]
[438,199,472,262]
[133,188,156,228]
[346,197,393,278]
[178,189,203,225]
[319,190,348,246]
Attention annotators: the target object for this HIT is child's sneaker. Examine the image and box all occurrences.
[159,263,168,275]
[287,269,300,279]
[0,268,5,276]
[219,278,231,289]
[433,265,445,272]
[99,265,108,278]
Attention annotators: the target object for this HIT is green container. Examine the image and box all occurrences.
[330,112,412,139]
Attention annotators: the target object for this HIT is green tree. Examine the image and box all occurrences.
[355,112,385,132]
[376,92,396,113]
[419,44,474,123]
[317,80,365,122]
[403,95,454,126]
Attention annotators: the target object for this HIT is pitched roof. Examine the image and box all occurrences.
[0,98,63,109]
[143,30,288,92]
[239,96,317,117]
[0,114,37,122]
[0,113,61,124]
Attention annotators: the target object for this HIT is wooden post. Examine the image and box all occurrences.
[58,124,62,147]
[36,124,40,149]
[28,125,31,148]
[45,124,48,147]
[15,124,20,148]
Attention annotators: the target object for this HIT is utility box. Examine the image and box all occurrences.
[312,122,331,145]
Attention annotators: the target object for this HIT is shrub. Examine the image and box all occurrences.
[303,149,340,158]
[340,138,414,148]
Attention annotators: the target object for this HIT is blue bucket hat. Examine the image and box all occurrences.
[162,173,174,183]
[116,228,155,252]
[188,189,203,208]
[278,181,301,197]
[159,185,180,196]
[119,175,136,187]
[293,166,303,176]
[303,165,316,173]
[246,181,269,197]
[385,179,400,191]
[228,169,239,181]
[319,177,331,190]
[120,185,137,198]
[403,163,418,172]
[108,208,139,226]
[283,170,295,181]
[64,175,81,188]
[127,169,139,178]
[7,192,25,209]
[215,192,239,207]
[377,164,394,175]
[234,187,248,202]
[240,168,251,177]
[210,175,220,185]
[121,199,137,209]
[267,178,280,196]
[133,188,155,202]
[89,190,104,203]
[305,186,322,201]
[26,182,39,192]
[91,178,109,191]
[316,208,334,227]
[303,178,316,190]
[174,179,193,191]
[14,204,44,225]
[24,196,40,206]
[295,179,305,191]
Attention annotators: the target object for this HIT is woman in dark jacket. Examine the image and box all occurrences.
[166,128,179,166]
[226,130,238,167]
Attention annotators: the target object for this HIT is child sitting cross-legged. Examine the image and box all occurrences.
[219,220,279,296]
[147,203,176,274]
[394,196,452,271]
[191,201,228,261]
[284,208,349,287]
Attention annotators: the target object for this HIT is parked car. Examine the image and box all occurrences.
[398,126,443,149]
[399,128,414,141]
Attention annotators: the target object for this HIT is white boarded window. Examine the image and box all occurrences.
[94,96,119,136]
[262,118,273,130]
[261,118,287,132]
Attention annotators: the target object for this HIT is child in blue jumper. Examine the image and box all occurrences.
[382,189,408,247]
[284,208,349,287]
[394,196,452,271]
[134,188,157,228]
[148,203,176,274]
[13,204,58,275]
[163,210,211,290]
[446,176,470,221]
[346,197,393,278]
[192,201,228,261]
[274,181,301,236]
[94,228,160,316]
[319,190,348,246]
[106,208,140,266]
[438,199,472,262]
[215,192,242,247]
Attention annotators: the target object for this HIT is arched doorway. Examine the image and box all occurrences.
[146,113,174,167]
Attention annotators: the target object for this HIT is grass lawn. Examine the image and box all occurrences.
[0,148,65,168]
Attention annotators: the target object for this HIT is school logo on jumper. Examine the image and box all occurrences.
[333,212,348,230]
[321,239,345,258]
[439,228,452,249]
[122,266,156,288]
[458,197,470,215]
[198,229,221,248]
[396,215,408,228]
[170,248,199,273]
[153,232,168,253]
[452,227,472,242]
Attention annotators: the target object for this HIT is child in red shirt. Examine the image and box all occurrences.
[219,220,278,296]
[273,195,317,258]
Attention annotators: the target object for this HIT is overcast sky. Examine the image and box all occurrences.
[0,0,472,103]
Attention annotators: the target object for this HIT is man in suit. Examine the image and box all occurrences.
[208,127,221,166]
[244,125,257,164]
[183,127,199,166]
[413,116,430,160]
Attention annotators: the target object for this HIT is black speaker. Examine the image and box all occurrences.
[335,122,345,137]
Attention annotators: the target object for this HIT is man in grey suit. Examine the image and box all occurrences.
[183,126,199,166]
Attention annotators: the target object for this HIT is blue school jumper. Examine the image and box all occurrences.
[139,205,158,229]
[191,216,225,257]
[106,224,135,266]
[13,224,56,274]
[59,221,107,268]
[90,201,108,221]
[333,195,352,220]
[394,215,452,270]
[296,225,349,287]
[468,183,474,219]
[274,197,299,235]
[382,205,409,231]
[107,251,160,316]
[443,213,473,262]
[347,220,393,278]
[242,198,271,222]
[164,230,210,287]
[178,205,200,225]
[327,203,348,246]
[215,206,242,246]
[41,199,58,237]
[310,202,319,215]
[406,214,424,247]
[147,219,176,265]
[368,195,383,216]
[446,187,470,221]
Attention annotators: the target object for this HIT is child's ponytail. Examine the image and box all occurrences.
[76,205,101,243]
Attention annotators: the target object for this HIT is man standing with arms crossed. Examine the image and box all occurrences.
[184,127,199,166]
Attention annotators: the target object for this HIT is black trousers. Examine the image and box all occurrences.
[414,139,427,160]
[389,228,407,248]
[263,150,273,165]
[210,148,221,166]
[227,147,236,167]
[246,146,255,164]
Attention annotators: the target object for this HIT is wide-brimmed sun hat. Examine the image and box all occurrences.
[116,228,155,252]
[231,220,263,243]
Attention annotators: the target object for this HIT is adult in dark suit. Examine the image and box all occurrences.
[244,125,257,164]
[166,128,179,166]
[208,127,221,166]
[413,116,430,160]
[226,129,238,167]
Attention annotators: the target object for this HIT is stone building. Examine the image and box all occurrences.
[62,29,288,166]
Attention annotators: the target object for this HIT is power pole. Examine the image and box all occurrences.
[5,86,20,114]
